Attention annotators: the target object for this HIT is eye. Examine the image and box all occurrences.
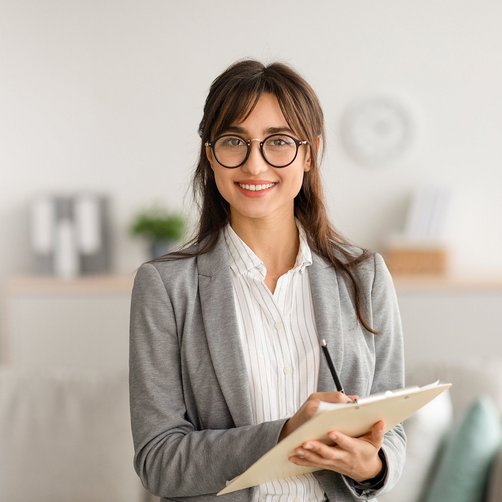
[218,136,246,148]
[265,135,295,148]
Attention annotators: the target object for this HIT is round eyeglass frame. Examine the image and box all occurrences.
[205,134,309,169]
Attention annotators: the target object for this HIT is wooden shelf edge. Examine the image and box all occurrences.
[5,274,502,295]
[3,275,135,294]
[393,274,502,292]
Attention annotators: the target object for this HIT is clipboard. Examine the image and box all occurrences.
[218,381,451,496]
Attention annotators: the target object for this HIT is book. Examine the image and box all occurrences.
[218,381,451,496]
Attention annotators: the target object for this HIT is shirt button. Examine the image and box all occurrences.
[283,366,292,376]
[274,321,283,331]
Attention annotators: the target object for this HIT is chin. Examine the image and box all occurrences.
[230,201,293,223]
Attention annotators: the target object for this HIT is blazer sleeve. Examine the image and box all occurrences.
[129,263,286,499]
[343,253,407,499]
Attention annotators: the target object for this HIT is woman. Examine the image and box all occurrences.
[129,60,406,501]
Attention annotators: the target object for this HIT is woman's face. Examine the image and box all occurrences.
[206,93,311,227]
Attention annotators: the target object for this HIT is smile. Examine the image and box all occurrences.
[237,183,276,192]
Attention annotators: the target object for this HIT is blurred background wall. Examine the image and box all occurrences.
[1,0,502,282]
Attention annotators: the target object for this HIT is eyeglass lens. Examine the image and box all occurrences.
[213,134,300,168]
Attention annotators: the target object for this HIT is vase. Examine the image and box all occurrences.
[149,239,175,259]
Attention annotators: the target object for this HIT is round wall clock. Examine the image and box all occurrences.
[340,95,417,167]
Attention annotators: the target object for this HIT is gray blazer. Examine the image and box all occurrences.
[129,233,406,502]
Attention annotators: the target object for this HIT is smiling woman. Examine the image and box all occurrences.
[129,59,406,502]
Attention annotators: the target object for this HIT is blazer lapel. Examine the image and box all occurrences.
[197,235,254,427]
[308,253,345,393]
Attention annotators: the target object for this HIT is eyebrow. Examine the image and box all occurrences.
[222,125,295,136]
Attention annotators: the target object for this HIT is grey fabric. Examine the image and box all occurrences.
[129,233,406,501]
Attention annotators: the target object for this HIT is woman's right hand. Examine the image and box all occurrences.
[279,392,358,441]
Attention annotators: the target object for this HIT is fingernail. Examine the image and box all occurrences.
[329,432,338,441]
[303,442,313,450]
[296,449,305,458]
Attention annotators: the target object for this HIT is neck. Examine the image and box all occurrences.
[230,213,300,275]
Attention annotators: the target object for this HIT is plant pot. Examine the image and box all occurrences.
[149,239,175,259]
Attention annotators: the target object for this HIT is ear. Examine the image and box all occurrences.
[305,135,322,172]
[304,153,311,172]
[205,144,216,171]
[316,135,322,150]
[304,143,312,172]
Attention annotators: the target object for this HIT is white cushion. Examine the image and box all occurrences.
[405,358,502,419]
[379,389,453,502]
[0,366,147,502]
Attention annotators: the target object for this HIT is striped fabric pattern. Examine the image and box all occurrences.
[224,224,325,502]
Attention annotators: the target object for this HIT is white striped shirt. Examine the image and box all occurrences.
[224,224,325,502]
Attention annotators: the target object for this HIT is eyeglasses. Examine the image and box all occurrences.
[205,134,308,169]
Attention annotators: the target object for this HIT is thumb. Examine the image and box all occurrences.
[366,420,385,448]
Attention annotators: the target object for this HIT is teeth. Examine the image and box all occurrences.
[239,183,275,191]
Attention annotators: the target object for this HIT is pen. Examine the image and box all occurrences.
[321,339,345,394]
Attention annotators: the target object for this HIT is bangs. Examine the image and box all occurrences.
[209,80,307,141]
[211,87,261,139]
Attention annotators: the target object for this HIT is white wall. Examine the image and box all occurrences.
[1,0,502,281]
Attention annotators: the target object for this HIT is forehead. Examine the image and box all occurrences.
[231,93,287,129]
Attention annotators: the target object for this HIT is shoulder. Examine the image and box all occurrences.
[328,244,394,295]
[133,247,200,291]
[132,233,229,295]
[131,259,197,308]
[350,251,394,293]
[349,253,397,315]
[333,242,368,263]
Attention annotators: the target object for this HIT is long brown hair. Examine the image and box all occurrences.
[159,59,375,334]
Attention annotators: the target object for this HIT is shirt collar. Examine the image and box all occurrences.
[295,224,313,270]
[224,224,263,276]
[223,221,313,278]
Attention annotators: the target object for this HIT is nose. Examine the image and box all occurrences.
[241,139,268,175]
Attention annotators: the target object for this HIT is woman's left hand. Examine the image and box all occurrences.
[288,420,385,483]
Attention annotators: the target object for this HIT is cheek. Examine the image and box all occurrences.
[213,176,225,195]
[212,169,232,201]
[289,168,307,194]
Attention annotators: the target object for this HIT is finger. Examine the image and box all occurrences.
[289,447,334,469]
[300,440,342,463]
[314,391,353,404]
[289,453,319,467]
[304,397,321,416]
[327,430,355,450]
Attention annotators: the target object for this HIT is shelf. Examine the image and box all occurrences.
[393,274,502,292]
[4,275,134,295]
[4,273,502,296]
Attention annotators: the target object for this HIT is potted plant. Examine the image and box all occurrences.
[130,206,186,259]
